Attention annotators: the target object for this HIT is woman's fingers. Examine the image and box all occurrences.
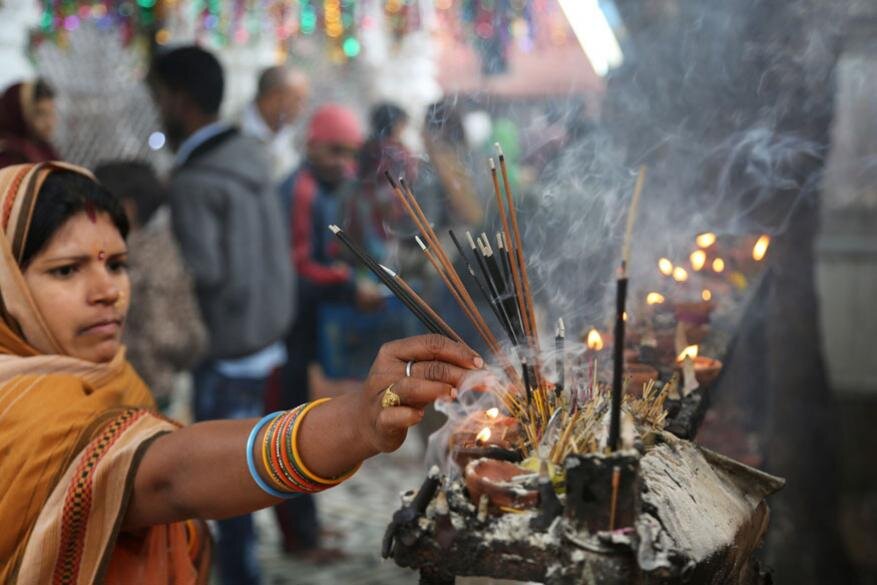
[379,334,483,370]
[378,406,423,430]
[409,360,470,387]
[387,377,456,407]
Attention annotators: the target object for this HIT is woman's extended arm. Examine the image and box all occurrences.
[122,334,482,531]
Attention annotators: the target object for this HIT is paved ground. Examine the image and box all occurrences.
[256,435,427,585]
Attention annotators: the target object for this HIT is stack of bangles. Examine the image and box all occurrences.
[246,398,359,498]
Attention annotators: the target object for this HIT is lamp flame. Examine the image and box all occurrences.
[658,258,674,276]
[696,232,717,248]
[753,235,770,261]
[673,266,689,282]
[712,258,725,273]
[646,292,666,305]
[690,250,706,271]
[677,345,699,362]
[702,289,712,301]
[586,328,604,351]
[476,427,492,445]
[485,407,499,419]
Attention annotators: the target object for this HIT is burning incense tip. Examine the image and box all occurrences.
[485,407,500,419]
[658,257,674,276]
[489,157,496,170]
[753,235,770,261]
[712,258,725,273]
[702,289,712,301]
[557,318,565,337]
[646,292,666,305]
[677,344,699,362]
[690,250,707,272]
[328,224,341,234]
[696,232,717,248]
[383,171,398,188]
[586,328,604,351]
[494,142,505,158]
[415,236,428,251]
[673,266,689,282]
[380,264,397,278]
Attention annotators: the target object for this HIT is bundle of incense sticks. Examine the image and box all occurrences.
[328,149,646,449]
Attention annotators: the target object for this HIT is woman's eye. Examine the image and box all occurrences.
[108,260,129,273]
[49,265,77,278]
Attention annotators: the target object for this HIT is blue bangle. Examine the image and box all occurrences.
[246,412,296,499]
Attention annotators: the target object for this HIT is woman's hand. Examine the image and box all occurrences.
[355,334,484,453]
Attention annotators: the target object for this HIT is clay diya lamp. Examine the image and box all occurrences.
[464,458,539,512]
[674,346,723,386]
[625,363,660,396]
[674,300,714,326]
[691,356,723,385]
[449,409,521,469]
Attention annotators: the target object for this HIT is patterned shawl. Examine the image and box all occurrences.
[0,163,209,584]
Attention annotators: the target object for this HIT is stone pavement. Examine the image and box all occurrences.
[255,435,426,585]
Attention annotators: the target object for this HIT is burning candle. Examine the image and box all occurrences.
[475,427,492,446]
[672,266,689,282]
[485,407,499,419]
[696,232,717,248]
[646,292,665,305]
[701,289,712,301]
[658,257,674,276]
[753,235,770,261]
[676,344,699,362]
[586,328,605,351]
[690,250,706,272]
[712,258,725,273]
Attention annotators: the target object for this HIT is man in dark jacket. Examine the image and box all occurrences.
[148,46,293,585]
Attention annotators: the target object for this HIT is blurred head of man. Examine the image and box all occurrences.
[28,79,57,143]
[305,104,363,188]
[147,45,224,150]
[256,67,309,134]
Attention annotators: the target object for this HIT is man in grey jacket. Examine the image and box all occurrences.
[148,45,293,585]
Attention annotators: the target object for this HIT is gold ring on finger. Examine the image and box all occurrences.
[381,383,401,409]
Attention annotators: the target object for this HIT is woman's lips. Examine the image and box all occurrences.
[80,319,122,336]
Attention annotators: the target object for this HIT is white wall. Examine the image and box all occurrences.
[0,0,40,90]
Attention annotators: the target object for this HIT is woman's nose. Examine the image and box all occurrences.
[88,268,120,306]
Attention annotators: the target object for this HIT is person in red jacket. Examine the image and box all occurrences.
[273,104,383,562]
[0,79,60,168]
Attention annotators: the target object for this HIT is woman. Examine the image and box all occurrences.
[0,80,60,168]
[0,162,481,583]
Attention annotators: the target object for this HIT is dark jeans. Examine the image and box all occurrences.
[193,363,267,585]
[263,314,321,552]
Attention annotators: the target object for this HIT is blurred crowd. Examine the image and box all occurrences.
[0,44,571,585]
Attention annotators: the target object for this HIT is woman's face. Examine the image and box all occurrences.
[29,98,57,143]
[23,211,130,363]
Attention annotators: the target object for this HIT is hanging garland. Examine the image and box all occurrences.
[28,0,565,66]
[28,0,371,61]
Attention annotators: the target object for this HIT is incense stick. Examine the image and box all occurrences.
[380,264,464,343]
[555,318,565,397]
[495,144,540,343]
[328,225,452,337]
[621,166,647,273]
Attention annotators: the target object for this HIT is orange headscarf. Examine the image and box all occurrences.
[0,163,208,584]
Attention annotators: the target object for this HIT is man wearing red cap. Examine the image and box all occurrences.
[271,104,382,561]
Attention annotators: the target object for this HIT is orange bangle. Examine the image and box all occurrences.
[290,398,360,485]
